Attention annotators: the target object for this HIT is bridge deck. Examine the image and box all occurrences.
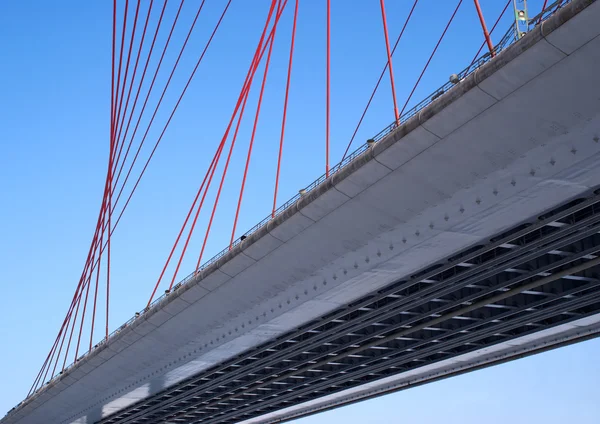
[3,0,600,423]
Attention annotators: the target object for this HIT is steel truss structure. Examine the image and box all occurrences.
[100,189,600,424]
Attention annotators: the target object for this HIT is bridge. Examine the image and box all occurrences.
[3,0,600,423]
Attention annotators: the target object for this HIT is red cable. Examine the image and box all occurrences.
[399,0,463,117]
[112,0,140,145]
[465,0,511,74]
[50,278,87,378]
[38,335,61,391]
[111,0,187,198]
[379,0,400,123]
[106,206,111,340]
[61,270,91,371]
[273,0,299,217]
[89,207,107,351]
[74,271,93,363]
[340,0,419,162]
[29,340,56,395]
[106,131,116,341]
[230,0,282,247]
[32,106,119,389]
[90,100,118,352]
[111,0,168,187]
[148,0,279,302]
[112,0,208,210]
[170,141,228,289]
[110,0,117,162]
[325,0,331,178]
[194,0,287,270]
[49,292,79,381]
[111,0,130,139]
[111,1,232,242]
[147,150,221,305]
[538,0,550,24]
[473,0,495,57]
[31,264,93,390]
[31,212,104,392]
[195,61,257,270]
[112,0,153,171]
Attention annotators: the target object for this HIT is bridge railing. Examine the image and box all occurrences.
[36,0,569,395]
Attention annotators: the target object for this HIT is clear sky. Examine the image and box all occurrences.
[0,0,598,422]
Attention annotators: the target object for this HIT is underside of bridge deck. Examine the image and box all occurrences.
[100,190,600,424]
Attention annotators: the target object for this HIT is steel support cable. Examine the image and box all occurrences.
[272,0,299,218]
[168,27,288,290]
[29,335,62,395]
[110,0,168,188]
[104,0,131,347]
[110,0,229,242]
[112,0,154,172]
[399,0,463,117]
[147,0,279,304]
[61,268,93,372]
[112,0,141,146]
[168,143,228,289]
[537,0,565,25]
[194,90,253,272]
[32,128,121,392]
[111,0,130,142]
[41,0,126,384]
[539,0,550,22]
[74,2,227,312]
[54,239,106,377]
[89,206,108,351]
[325,0,331,178]
[379,0,400,123]
[110,0,118,169]
[464,0,511,75]
[473,0,495,57]
[229,3,281,248]
[112,0,205,209]
[50,279,87,379]
[196,0,288,270]
[167,46,269,289]
[31,302,78,392]
[48,260,95,381]
[106,132,116,340]
[35,244,107,388]
[74,259,94,362]
[30,180,112,392]
[116,0,283,261]
[145,149,222,306]
[87,165,118,355]
[340,0,419,162]
[32,0,125,389]
[109,0,187,201]
[110,1,280,278]
[53,3,169,308]
[42,255,99,387]
[30,193,107,393]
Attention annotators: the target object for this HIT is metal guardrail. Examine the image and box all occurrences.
[32,0,570,397]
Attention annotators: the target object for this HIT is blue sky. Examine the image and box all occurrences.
[0,0,598,421]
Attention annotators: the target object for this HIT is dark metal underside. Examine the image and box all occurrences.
[100,189,600,424]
